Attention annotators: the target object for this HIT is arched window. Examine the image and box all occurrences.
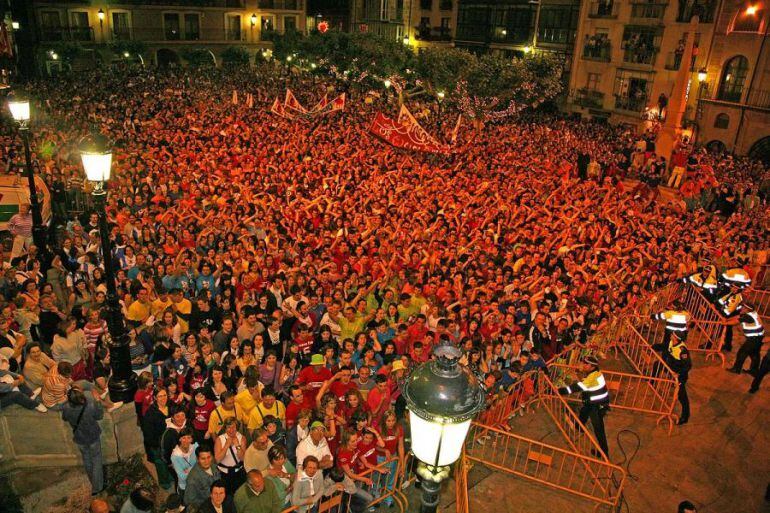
[714,113,730,129]
[717,56,749,102]
[748,136,770,166]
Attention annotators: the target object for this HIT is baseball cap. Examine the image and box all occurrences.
[310,421,326,430]
[310,354,324,366]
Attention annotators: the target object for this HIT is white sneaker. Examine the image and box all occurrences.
[108,401,124,412]
[35,404,48,413]
[31,387,42,400]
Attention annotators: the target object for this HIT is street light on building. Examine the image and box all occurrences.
[746,5,758,15]
[7,94,49,264]
[403,344,486,513]
[79,133,137,403]
[97,8,105,41]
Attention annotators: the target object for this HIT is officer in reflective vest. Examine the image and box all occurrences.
[682,265,718,301]
[651,301,690,347]
[662,329,692,425]
[729,309,765,376]
[558,355,610,457]
[717,269,750,352]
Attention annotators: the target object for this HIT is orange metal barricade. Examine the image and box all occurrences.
[677,285,728,366]
[744,287,770,323]
[279,455,408,513]
[548,363,679,433]
[455,450,470,513]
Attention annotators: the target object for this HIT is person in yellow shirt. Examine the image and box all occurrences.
[126,288,152,326]
[170,288,192,334]
[234,376,264,424]
[151,285,174,317]
[208,391,243,437]
[246,387,286,434]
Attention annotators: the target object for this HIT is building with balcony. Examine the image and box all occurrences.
[453,0,580,76]
[695,2,770,161]
[567,0,717,125]
[349,0,457,50]
[21,0,306,74]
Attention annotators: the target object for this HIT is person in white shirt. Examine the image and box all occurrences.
[295,421,333,472]
[170,427,198,494]
[291,455,325,513]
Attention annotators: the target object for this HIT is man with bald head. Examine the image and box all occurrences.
[89,498,110,513]
[233,469,282,513]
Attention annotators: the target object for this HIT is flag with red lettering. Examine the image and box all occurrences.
[311,93,328,113]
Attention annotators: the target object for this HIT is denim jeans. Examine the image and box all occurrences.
[0,382,39,410]
[78,439,104,493]
[375,456,397,505]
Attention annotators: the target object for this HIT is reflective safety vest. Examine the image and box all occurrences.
[721,268,751,287]
[564,370,610,405]
[741,311,765,338]
[718,292,743,317]
[654,309,690,331]
[665,340,692,376]
[685,269,718,291]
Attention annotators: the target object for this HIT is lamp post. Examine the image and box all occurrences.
[251,13,257,43]
[97,8,105,42]
[79,134,137,403]
[403,344,486,513]
[436,90,445,132]
[7,94,49,264]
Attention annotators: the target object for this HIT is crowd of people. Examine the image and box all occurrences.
[0,63,768,512]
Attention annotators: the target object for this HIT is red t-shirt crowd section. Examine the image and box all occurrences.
[0,65,767,511]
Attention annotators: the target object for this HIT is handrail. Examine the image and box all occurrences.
[278,455,407,513]
[549,362,679,433]
[466,422,626,508]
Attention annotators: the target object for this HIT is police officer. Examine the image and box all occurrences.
[681,265,718,301]
[663,329,692,425]
[716,268,751,352]
[728,308,765,376]
[652,300,690,347]
[558,355,610,457]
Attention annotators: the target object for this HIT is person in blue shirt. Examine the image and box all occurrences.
[375,320,395,345]
[165,345,189,377]
[195,262,218,298]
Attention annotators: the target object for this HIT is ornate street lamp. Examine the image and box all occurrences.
[79,134,137,403]
[7,93,49,263]
[403,344,486,513]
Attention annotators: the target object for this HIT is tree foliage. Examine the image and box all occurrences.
[107,40,147,58]
[180,47,215,67]
[221,46,250,67]
[414,47,476,96]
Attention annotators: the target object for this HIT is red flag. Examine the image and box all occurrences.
[0,25,12,58]
[270,98,294,119]
[330,93,346,111]
[311,93,328,113]
[284,89,307,113]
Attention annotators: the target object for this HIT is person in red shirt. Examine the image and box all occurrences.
[316,366,358,404]
[376,410,404,507]
[356,429,384,472]
[366,375,391,427]
[336,431,371,487]
[285,385,316,429]
[296,354,333,392]
[410,342,430,365]
[338,389,370,425]
[190,389,216,444]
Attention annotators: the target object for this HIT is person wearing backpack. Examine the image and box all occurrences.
[61,386,105,495]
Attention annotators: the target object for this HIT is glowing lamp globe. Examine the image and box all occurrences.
[8,96,30,123]
[97,9,105,22]
[697,68,707,83]
[403,344,485,470]
[79,134,113,185]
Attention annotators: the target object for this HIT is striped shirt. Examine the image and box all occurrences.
[8,213,33,237]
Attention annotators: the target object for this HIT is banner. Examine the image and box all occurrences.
[369,105,452,155]
[270,91,344,119]
[270,98,294,119]
[450,114,463,144]
[311,93,328,113]
[284,89,308,114]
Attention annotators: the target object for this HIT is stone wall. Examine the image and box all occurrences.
[0,405,144,473]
